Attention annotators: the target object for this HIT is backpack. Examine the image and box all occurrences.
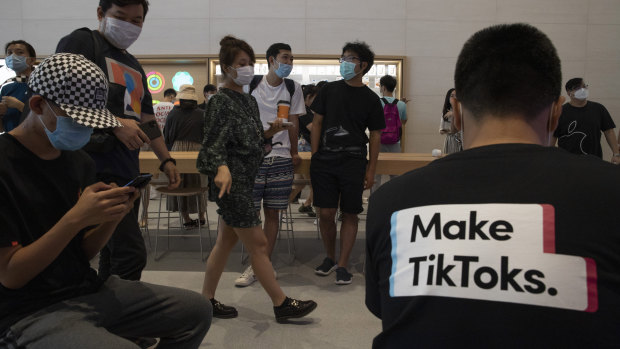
[380,98,402,144]
[249,75,296,102]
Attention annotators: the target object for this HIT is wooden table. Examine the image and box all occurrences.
[139,151,437,175]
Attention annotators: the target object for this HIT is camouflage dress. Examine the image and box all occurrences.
[197,88,265,228]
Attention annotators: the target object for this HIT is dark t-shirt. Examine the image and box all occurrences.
[366,144,620,348]
[163,106,205,149]
[310,80,385,154]
[56,28,154,181]
[553,101,615,158]
[299,105,313,144]
[0,77,29,132]
[0,134,100,334]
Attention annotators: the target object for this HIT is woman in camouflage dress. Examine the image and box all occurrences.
[197,36,317,323]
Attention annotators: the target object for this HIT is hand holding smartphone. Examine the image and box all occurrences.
[124,174,153,189]
[139,120,162,140]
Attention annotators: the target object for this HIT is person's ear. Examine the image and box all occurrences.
[451,95,462,131]
[26,56,36,67]
[29,95,45,115]
[96,6,105,21]
[548,96,565,133]
[359,61,368,73]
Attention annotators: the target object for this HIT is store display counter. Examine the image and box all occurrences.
[139,151,436,175]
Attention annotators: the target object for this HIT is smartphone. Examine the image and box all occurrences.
[123,174,153,189]
[139,120,161,140]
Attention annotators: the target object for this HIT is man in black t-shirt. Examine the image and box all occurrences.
[552,77,619,163]
[55,0,181,281]
[310,41,385,285]
[366,24,620,348]
[0,53,210,349]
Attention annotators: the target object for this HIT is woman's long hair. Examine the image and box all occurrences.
[442,88,455,119]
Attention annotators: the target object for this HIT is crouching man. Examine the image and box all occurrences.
[0,53,211,349]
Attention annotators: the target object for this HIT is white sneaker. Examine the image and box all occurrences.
[235,266,256,287]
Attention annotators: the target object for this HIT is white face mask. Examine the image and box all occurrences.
[230,65,254,86]
[99,17,142,50]
[573,88,588,100]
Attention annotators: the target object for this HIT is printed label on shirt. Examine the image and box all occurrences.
[389,204,598,312]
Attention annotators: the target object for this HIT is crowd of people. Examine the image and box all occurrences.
[0,0,619,348]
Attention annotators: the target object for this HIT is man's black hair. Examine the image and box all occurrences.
[266,43,292,68]
[163,88,176,98]
[342,41,374,75]
[5,40,36,58]
[565,78,583,93]
[455,23,561,120]
[380,75,397,92]
[203,84,217,93]
[99,0,149,17]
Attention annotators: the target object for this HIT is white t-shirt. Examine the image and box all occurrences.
[252,76,305,158]
[153,101,174,131]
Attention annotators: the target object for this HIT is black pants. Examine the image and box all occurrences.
[97,174,147,281]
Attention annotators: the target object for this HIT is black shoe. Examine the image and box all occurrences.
[274,297,317,323]
[315,257,337,276]
[335,266,353,285]
[210,298,238,319]
[298,204,316,217]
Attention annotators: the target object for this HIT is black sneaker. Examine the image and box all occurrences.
[298,204,316,217]
[315,257,337,276]
[274,297,317,323]
[210,298,238,319]
[335,267,352,285]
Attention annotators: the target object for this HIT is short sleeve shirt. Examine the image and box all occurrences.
[553,101,615,158]
[311,80,385,153]
[252,77,305,158]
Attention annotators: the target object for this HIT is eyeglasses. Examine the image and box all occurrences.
[339,56,360,63]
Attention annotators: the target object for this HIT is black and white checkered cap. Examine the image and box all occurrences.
[28,53,121,128]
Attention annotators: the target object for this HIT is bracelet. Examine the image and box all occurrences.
[159,158,176,172]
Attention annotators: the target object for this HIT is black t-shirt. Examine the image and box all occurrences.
[299,105,313,144]
[56,28,154,181]
[366,144,620,348]
[0,134,100,334]
[553,101,615,158]
[310,80,385,154]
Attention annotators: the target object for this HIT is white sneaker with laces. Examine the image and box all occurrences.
[235,266,256,287]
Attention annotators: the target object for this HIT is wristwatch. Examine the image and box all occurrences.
[159,157,177,171]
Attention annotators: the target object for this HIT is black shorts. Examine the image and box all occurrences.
[310,152,367,214]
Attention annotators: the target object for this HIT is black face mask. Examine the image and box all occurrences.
[179,99,197,110]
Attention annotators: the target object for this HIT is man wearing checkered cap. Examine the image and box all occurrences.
[0,53,211,348]
[56,0,181,282]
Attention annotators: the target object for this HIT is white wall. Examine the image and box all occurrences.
[2,0,619,157]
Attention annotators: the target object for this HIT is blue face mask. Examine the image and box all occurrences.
[274,59,293,78]
[340,61,358,81]
[5,54,29,73]
[40,101,93,151]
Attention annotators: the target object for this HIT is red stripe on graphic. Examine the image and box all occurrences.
[584,257,598,313]
[541,204,555,253]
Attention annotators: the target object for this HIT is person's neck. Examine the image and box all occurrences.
[17,68,32,77]
[266,70,283,87]
[223,79,244,94]
[569,98,587,107]
[462,115,548,150]
[345,75,364,87]
[9,116,61,160]
[382,91,394,98]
